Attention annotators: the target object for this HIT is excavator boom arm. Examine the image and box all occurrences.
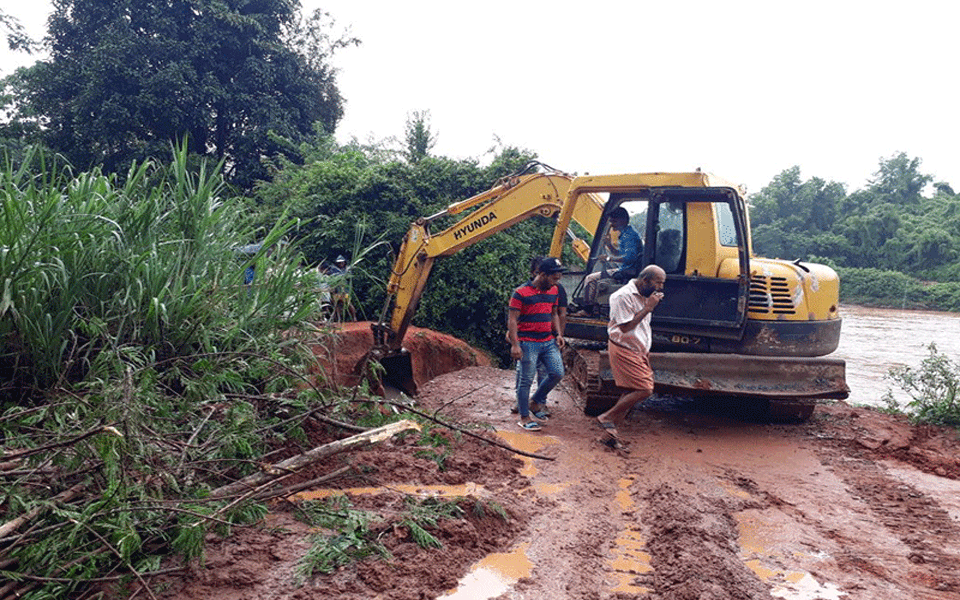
[374,169,587,354]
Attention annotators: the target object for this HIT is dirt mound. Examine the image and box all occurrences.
[813,402,960,478]
[310,321,494,392]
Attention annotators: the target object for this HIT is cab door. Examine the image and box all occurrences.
[645,188,750,350]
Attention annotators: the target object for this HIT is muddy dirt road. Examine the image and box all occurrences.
[415,367,960,600]
[154,355,960,600]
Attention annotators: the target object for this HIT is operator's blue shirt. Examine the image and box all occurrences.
[612,225,642,278]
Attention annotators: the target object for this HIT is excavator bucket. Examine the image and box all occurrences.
[352,349,418,398]
[566,348,849,422]
[378,350,418,397]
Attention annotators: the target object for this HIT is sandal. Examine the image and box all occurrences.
[530,404,551,419]
[597,420,622,446]
[517,420,542,432]
[599,434,627,450]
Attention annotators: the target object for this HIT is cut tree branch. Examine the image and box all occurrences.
[209,420,420,499]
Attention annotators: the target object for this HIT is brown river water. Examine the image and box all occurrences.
[832,304,960,408]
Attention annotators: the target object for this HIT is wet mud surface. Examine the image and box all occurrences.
[149,327,960,600]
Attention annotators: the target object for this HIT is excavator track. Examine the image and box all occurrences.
[564,342,848,422]
[563,342,623,415]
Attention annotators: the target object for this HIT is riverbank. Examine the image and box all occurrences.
[839,266,960,312]
[834,304,960,411]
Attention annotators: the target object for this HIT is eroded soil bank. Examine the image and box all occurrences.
[147,326,960,600]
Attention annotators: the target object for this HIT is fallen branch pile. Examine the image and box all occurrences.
[0,389,546,600]
[0,414,420,600]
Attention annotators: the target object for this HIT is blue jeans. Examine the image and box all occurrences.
[515,359,548,395]
[516,340,564,418]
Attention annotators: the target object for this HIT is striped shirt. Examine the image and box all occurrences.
[509,281,559,342]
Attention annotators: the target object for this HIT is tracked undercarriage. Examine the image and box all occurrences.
[564,341,849,422]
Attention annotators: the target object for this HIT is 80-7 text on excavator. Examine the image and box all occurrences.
[368,162,849,422]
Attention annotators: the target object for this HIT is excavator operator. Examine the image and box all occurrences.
[581,207,643,308]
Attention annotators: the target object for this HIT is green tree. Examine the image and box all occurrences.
[748,167,846,261]
[0,9,35,52]
[7,0,357,188]
[909,228,956,268]
[868,151,931,204]
[750,167,845,234]
[403,110,438,164]
[0,10,41,159]
[933,181,956,197]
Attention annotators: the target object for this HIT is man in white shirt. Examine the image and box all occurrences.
[597,265,666,448]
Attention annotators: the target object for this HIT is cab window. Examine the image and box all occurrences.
[654,201,685,274]
[716,203,738,247]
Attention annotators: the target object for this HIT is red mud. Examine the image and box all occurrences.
[311,321,494,391]
[145,327,960,600]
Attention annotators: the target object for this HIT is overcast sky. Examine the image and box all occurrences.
[2,0,957,194]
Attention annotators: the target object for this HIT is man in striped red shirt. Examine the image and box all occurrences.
[507,257,567,431]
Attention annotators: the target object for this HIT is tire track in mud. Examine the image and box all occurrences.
[720,451,960,599]
[720,468,908,597]
[517,474,628,600]
[637,483,775,600]
[819,452,960,596]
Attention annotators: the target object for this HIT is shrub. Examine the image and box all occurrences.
[883,343,960,427]
[837,267,960,311]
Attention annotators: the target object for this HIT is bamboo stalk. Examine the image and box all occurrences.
[0,425,122,461]
[251,465,354,501]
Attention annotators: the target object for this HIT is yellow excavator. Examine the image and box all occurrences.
[370,163,848,421]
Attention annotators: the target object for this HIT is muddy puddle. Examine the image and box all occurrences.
[737,511,844,600]
[435,542,532,600]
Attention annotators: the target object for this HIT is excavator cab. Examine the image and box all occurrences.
[566,186,750,350]
[645,188,751,350]
[552,174,847,421]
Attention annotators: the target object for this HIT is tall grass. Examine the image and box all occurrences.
[0,144,335,598]
[1,144,320,393]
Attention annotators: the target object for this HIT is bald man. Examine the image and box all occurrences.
[597,264,666,448]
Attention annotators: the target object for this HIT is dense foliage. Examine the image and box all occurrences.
[0,146,345,597]
[750,153,960,291]
[255,135,559,362]
[3,0,356,188]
